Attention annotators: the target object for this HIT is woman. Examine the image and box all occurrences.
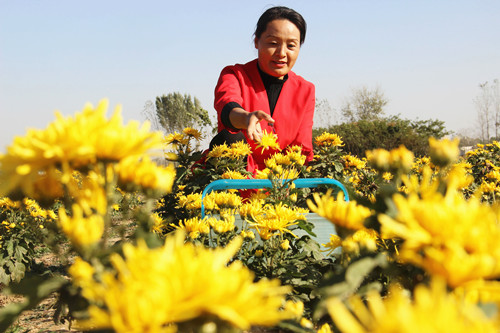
[210,6,315,173]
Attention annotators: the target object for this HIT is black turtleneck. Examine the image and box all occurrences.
[221,64,288,130]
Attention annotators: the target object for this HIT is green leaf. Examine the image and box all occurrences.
[345,253,388,288]
[296,221,316,237]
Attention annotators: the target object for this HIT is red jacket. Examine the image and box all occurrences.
[214,59,315,172]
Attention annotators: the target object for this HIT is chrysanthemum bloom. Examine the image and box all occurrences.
[164,132,188,148]
[429,136,460,167]
[366,146,414,174]
[341,228,379,254]
[240,230,256,240]
[382,172,393,182]
[317,323,332,333]
[176,193,202,211]
[342,155,366,170]
[229,141,252,158]
[256,130,281,153]
[206,143,231,159]
[209,215,236,234]
[239,200,265,220]
[322,234,342,255]
[182,127,202,140]
[221,170,247,180]
[307,191,372,231]
[283,300,304,320]
[70,232,294,332]
[314,132,344,147]
[327,279,499,333]
[58,204,104,248]
[150,212,168,234]
[247,203,306,239]
[116,156,176,195]
[379,188,500,288]
[280,239,290,250]
[172,217,210,239]
[203,191,242,211]
[388,145,414,173]
[0,99,164,198]
[286,146,306,165]
[366,148,391,172]
[254,168,272,179]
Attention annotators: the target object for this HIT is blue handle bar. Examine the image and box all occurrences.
[201,178,349,218]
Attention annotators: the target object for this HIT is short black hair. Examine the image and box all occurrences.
[254,6,307,45]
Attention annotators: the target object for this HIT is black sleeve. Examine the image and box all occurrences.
[221,102,242,131]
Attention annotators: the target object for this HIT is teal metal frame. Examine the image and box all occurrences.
[200,178,349,219]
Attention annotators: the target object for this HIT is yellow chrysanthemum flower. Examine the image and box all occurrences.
[322,234,342,255]
[203,191,242,211]
[379,189,500,287]
[209,215,236,234]
[70,232,294,331]
[283,300,304,320]
[280,239,290,250]
[343,155,366,169]
[256,131,281,153]
[382,172,393,181]
[58,204,104,248]
[116,156,176,195]
[172,217,210,239]
[164,132,188,147]
[429,136,460,167]
[327,279,499,333]
[229,141,252,158]
[183,127,202,140]
[221,170,247,180]
[307,191,372,231]
[341,228,379,254]
[366,145,414,173]
[207,143,231,159]
[239,200,265,220]
[247,203,306,239]
[315,132,344,147]
[285,146,306,165]
[0,99,163,198]
[177,193,202,210]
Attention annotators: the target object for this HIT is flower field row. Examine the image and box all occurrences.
[0,99,499,332]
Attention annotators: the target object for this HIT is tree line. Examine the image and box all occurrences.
[144,82,498,159]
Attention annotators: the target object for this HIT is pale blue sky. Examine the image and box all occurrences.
[1,0,499,150]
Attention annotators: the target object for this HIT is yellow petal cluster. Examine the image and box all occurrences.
[70,232,293,332]
[314,132,344,147]
[308,191,372,231]
[256,131,281,153]
[379,189,500,287]
[247,203,306,239]
[429,136,460,167]
[172,217,210,239]
[0,99,164,198]
[327,279,499,333]
[366,145,414,173]
[116,157,176,195]
[58,204,104,248]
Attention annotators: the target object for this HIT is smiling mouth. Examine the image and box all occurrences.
[272,61,287,68]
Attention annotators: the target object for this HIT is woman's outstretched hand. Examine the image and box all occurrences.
[246,110,275,142]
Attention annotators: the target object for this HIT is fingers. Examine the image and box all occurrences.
[255,110,275,124]
[247,111,271,142]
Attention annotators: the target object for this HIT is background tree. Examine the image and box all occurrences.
[154,92,212,134]
[341,86,388,122]
[314,115,450,158]
[313,98,337,128]
[474,79,500,141]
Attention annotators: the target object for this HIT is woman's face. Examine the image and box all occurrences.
[255,19,301,79]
